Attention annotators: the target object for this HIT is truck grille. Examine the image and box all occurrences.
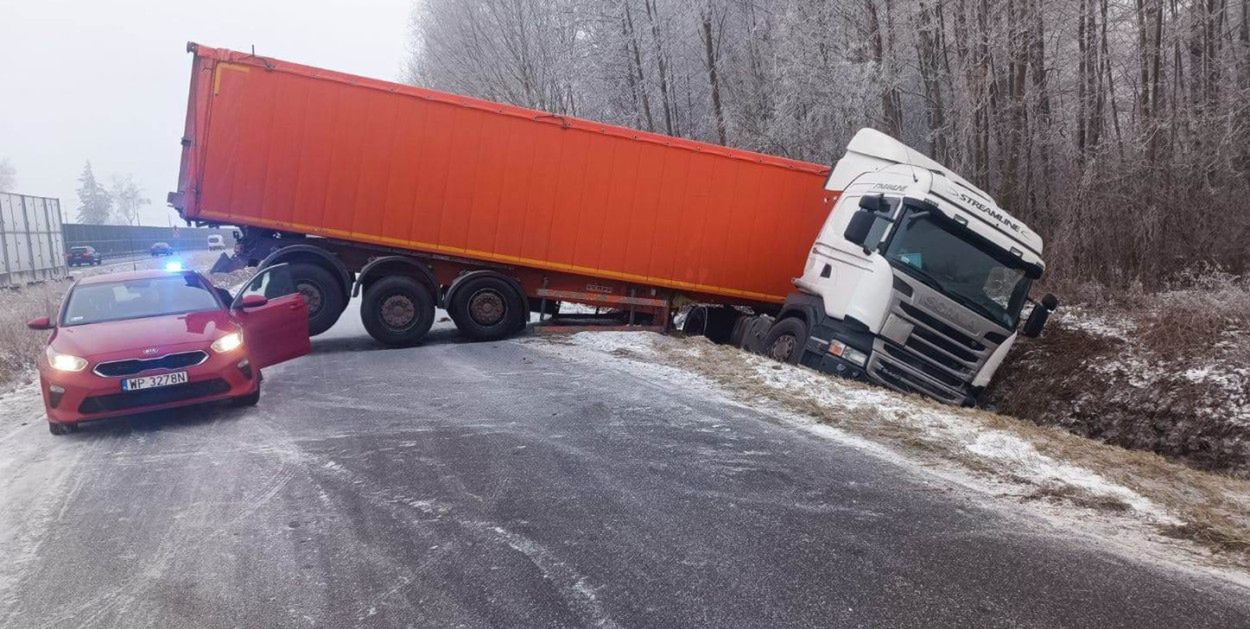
[94,351,209,377]
[867,286,1006,405]
[78,378,231,414]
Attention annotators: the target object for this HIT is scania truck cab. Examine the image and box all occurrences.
[761,129,1057,405]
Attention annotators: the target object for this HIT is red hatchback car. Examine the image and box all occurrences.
[28,264,311,435]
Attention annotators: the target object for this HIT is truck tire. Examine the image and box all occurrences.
[448,275,526,341]
[361,276,436,347]
[763,317,808,365]
[682,306,709,337]
[289,263,346,336]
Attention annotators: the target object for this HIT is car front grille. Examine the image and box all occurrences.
[78,378,231,414]
[94,351,209,377]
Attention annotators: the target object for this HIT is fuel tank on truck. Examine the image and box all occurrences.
[172,44,837,306]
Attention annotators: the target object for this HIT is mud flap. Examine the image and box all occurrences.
[210,252,246,274]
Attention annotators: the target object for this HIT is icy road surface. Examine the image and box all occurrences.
[0,310,1248,628]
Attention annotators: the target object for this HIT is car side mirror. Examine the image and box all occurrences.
[236,294,269,310]
[27,316,54,330]
[1021,293,1059,338]
[844,210,879,252]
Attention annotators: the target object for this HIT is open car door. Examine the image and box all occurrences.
[232,264,311,369]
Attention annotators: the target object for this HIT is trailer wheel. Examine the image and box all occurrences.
[288,263,346,336]
[763,318,808,365]
[361,276,435,347]
[448,275,526,341]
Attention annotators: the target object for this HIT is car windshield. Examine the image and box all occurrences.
[884,210,1032,329]
[62,274,221,326]
[70,247,89,254]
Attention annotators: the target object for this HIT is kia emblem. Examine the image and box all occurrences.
[142,348,160,356]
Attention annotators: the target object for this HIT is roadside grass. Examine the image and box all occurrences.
[551,332,1250,566]
[0,252,225,389]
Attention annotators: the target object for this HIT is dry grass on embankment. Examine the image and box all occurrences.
[987,275,1250,476]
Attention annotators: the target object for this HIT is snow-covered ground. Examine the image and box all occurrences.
[532,331,1250,571]
[991,299,1250,475]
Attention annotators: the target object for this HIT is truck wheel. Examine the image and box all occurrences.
[682,306,708,337]
[361,276,435,347]
[448,275,526,341]
[289,263,345,336]
[763,318,808,365]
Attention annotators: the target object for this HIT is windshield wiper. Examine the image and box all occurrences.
[892,260,1008,328]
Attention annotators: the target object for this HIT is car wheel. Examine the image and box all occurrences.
[288,263,346,337]
[232,386,261,407]
[361,275,436,346]
[763,317,809,365]
[448,275,526,341]
[48,422,75,436]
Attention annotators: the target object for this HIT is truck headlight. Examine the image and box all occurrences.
[211,332,244,353]
[827,340,868,367]
[46,347,88,372]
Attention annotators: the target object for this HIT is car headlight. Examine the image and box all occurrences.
[211,332,244,353]
[46,347,88,372]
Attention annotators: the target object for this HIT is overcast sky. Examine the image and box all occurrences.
[0,0,412,225]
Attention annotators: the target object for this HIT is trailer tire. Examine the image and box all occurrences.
[448,275,526,341]
[361,276,435,347]
[763,317,808,365]
[288,263,345,336]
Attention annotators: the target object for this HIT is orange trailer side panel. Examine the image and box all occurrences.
[176,45,836,304]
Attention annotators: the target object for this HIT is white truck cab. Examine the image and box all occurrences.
[764,129,1057,405]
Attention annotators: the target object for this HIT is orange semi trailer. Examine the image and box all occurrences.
[172,44,836,344]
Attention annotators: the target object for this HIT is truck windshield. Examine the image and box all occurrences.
[884,210,1031,330]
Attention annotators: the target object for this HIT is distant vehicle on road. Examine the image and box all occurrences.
[66,246,102,267]
[27,265,311,435]
[150,242,174,256]
[207,234,226,250]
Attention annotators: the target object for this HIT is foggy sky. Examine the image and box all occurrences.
[0,0,412,225]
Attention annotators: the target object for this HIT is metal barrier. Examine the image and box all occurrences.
[62,223,235,258]
[0,193,66,287]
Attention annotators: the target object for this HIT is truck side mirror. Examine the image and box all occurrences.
[858,194,886,213]
[1021,293,1059,338]
[844,210,878,252]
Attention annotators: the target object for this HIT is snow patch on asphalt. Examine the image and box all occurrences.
[539,331,1171,522]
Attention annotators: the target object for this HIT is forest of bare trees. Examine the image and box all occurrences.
[407,0,1250,288]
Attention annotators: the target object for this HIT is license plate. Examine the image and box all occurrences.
[122,371,189,392]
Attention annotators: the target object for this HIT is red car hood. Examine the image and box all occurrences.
[52,310,238,359]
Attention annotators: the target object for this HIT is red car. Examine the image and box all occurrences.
[28,264,310,435]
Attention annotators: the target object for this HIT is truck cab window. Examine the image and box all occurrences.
[884,210,1031,329]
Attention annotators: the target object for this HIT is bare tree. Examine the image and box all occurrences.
[0,158,15,192]
[110,174,150,226]
[406,0,1250,288]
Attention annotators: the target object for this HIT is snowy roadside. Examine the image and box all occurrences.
[989,290,1250,475]
[529,331,1250,575]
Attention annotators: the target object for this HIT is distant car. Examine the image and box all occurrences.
[27,265,311,435]
[150,242,174,256]
[207,235,226,251]
[66,246,102,267]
